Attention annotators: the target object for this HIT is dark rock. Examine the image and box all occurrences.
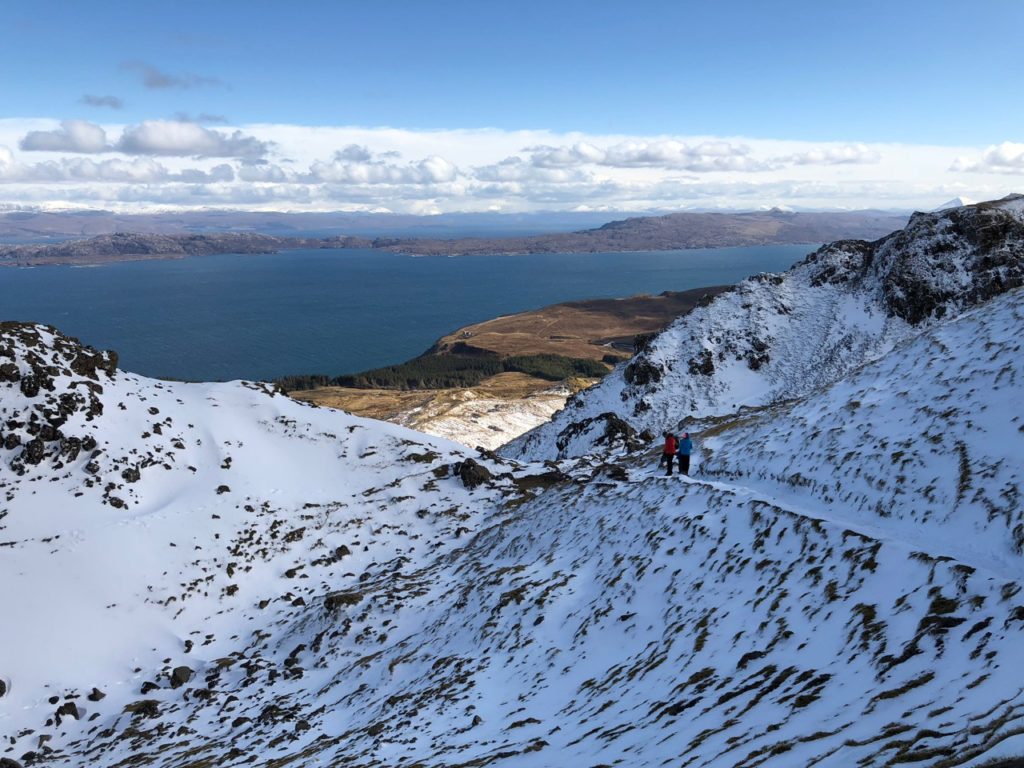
[335,545,352,558]
[0,362,20,382]
[59,437,81,461]
[555,411,641,455]
[18,375,40,398]
[121,467,141,483]
[623,356,663,386]
[598,464,630,481]
[87,687,106,702]
[633,332,657,354]
[21,439,45,465]
[216,485,231,495]
[0,758,24,768]
[324,591,363,612]
[512,470,569,492]
[4,433,20,450]
[55,701,79,720]
[37,424,62,442]
[688,349,715,376]
[0,679,6,697]
[81,436,97,451]
[453,458,492,489]
[123,699,160,718]
[140,681,160,694]
[170,666,193,689]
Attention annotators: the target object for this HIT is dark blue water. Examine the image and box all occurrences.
[0,246,812,381]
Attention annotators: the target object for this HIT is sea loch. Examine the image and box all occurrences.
[0,245,812,381]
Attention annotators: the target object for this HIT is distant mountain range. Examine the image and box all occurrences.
[0,209,908,265]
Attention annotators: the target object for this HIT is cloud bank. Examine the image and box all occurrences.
[951,142,1024,175]
[0,119,1019,213]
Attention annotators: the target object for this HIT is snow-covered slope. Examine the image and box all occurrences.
[505,194,1024,462]
[3,279,1024,763]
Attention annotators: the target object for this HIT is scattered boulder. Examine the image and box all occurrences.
[453,458,492,490]
[19,375,40,399]
[0,362,20,382]
[55,701,79,720]
[21,438,45,465]
[324,591,363,612]
[170,666,194,689]
[512,469,570,493]
[87,687,106,702]
[216,485,231,495]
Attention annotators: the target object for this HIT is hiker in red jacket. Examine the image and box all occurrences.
[660,431,678,476]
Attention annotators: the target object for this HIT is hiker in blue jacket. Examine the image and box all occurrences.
[676,432,693,476]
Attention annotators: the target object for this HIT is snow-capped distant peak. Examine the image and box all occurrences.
[932,196,974,211]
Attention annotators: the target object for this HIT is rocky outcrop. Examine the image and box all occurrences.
[803,195,1024,324]
[504,194,1024,461]
[1,323,115,476]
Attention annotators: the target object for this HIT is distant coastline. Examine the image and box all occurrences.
[0,209,906,267]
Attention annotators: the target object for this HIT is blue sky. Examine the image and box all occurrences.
[6,0,1022,142]
[1,0,1021,213]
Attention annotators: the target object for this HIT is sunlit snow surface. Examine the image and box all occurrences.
[2,198,1024,767]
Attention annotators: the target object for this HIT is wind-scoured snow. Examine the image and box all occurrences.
[2,195,1024,768]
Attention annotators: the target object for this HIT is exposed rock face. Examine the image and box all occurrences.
[505,195,1024,461]
[804,197,1024,324]
[0,323,116,478]
[553,411,642,457]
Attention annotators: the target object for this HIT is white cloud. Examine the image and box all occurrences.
[474,156,591,183]
[526,142,605,168]
[0,120,1018,213]
[307,148,458,184]
[522,139,768,171]
[784,143,881,166]
[0,147,233,184]
[951,142,1024,174]
[115,121,269,159]
[19,120,109,153]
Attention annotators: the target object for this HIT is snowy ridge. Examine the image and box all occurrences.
[699,287,1024,572]
[2,219,1024,765]
[504,194,1024,462]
